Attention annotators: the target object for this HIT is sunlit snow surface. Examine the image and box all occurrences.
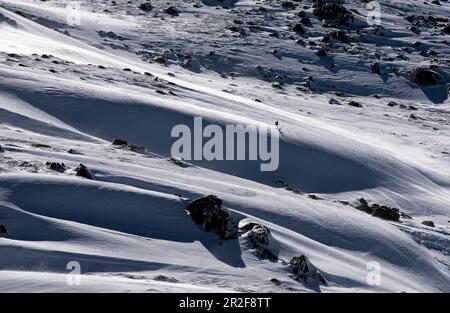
[0,0,449,292]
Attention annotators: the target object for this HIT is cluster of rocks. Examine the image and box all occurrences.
[355,198,400,222]
[46,162,66,173]
[312,0,353,27]
[239,221,278,261]
[97,30,126,41]
[186,195,234,239]
[112,138,146,153]
[138,2,180,16]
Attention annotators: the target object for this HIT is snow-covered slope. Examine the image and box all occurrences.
[0,0,449,292]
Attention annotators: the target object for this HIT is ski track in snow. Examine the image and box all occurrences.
[0,0,449,292]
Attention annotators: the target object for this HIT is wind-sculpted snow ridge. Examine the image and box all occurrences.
[0,0,449,292]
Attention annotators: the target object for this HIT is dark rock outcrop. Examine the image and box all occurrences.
[289,255,327,286]
[75,163,93,180]
[46,162,66,172]
[112,138,128,146]
[139,2,153,12]
[186,195,232,239]
[372,62,381,75]
[411,67,440,86]
[240,221,278,261]
[421,220,435,227]
[165,6,180,16]
[316,48,327,57]
[0,224,7,234]
[292,23,305,34]
[356,198,400,222]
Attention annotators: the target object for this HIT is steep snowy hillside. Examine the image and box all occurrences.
[0,0,449,292]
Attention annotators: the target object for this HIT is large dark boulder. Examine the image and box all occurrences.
[356,198,400,222]
[411,67,440,86]
[186,195,232,239]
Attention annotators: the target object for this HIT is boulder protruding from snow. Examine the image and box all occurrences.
[289,255,327,286]
[0,144,4,153]
[75,163,93,180]
[356,198,400,222]
[239,221,278,261]
[165,6,180,16]
[0,224,7,234]
[46,162,66,173]
[139,2,153,12]
[411,67,440,86]
[112,138,128,146]
[422,220,435,227]
[186,195,233,239]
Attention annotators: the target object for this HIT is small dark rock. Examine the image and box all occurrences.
[443,25,450,34]
[139,2,153,12]
[32,143,51,149]
[289,255,327,286]
[270,278,281,286]
[421,220,435,227]
[169,157,189,168]
[46,162,66,172]
[112,138,128,146]
[329,30,349,43]
[348,101,362,108]
[75,163,93,180]
[316,48,327,57]
[292,23,305,34]
[0,224,7,234]
[165,6,180,16]
[372,62,381,75]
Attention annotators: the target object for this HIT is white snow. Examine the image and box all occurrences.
[0,0,449,293]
